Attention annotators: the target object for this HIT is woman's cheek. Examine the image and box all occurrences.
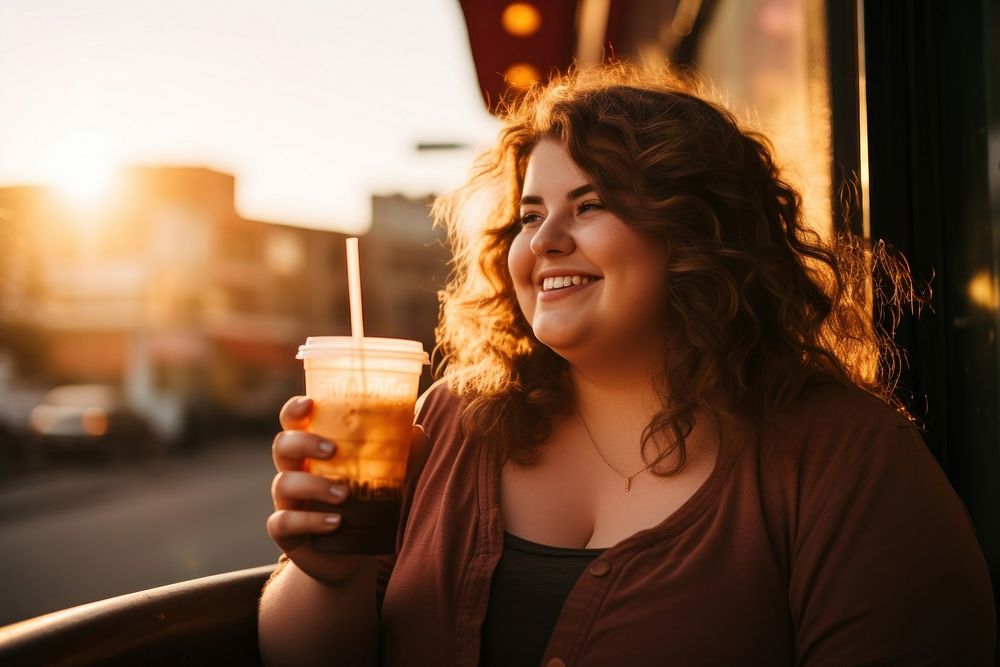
[507,233,536,321]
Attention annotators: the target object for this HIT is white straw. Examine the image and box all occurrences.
[346,237,364,339]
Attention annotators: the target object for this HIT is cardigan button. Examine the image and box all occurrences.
[546,659,567,667]
[589,558,611,576]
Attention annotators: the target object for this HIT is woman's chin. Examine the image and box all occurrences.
[532,331,593,363]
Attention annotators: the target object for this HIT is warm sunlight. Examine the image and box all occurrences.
[0,0,498,233]
[52,161,116,209]
[45,131,119,209]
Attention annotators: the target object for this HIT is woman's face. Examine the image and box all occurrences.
[507,137,669,367]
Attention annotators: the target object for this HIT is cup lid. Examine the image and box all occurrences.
[296,336,429,364]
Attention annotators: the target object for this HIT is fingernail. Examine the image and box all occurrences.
[329,485,347,501]
[324,514,341,528]
[317,440,334,455]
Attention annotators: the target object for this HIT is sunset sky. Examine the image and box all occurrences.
[0,0,499,233]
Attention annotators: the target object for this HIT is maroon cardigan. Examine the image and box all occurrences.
[377,380,995,665]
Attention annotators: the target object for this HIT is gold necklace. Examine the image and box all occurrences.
[577,411,656,492]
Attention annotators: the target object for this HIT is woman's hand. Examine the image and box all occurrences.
[267,396,368,586]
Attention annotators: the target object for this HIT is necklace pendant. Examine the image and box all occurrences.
[624,477,632,492]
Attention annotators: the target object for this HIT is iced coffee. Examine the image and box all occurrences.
[297,336,428,554]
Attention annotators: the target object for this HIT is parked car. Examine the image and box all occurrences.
[28,384,156,459]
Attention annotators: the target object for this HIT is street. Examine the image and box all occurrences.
[0,437,281,626]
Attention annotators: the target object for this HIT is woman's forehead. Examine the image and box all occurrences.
[522,139,592,196]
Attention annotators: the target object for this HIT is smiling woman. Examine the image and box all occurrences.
[434,64,895,474]
[258,62,995,666]
[508,138,670,372]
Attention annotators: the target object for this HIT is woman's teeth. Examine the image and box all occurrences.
[542,275,595,291]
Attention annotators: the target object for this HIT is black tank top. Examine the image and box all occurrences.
[479,532,606,666]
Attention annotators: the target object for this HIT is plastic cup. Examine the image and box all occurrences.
[296,336,429,554]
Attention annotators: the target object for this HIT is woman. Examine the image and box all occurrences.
[259,65,995,665]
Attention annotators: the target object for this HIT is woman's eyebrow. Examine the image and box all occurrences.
[520,184,596,207]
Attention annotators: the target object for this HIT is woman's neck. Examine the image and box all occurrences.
[569,366,663,441]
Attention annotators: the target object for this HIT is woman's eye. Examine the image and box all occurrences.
[519,212,543,226]
[577,200,605,214]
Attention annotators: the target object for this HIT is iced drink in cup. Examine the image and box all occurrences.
[297,336,429,554]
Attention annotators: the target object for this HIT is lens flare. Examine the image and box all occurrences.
[503,63,542,89]
[501,3,542,37]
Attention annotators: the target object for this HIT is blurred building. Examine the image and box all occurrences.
[363,194,450,369]
[0,188,46,373]
[0,169,447,440]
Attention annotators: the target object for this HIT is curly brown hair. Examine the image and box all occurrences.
[433,63,916,473]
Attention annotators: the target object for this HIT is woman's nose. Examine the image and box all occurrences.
[529,214,575,257]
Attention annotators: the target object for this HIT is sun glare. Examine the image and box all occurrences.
[0,1,499,230]
[46,133,120,208]
[54,165,116,206]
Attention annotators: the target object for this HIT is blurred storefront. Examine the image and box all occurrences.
[0,169,447,443]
